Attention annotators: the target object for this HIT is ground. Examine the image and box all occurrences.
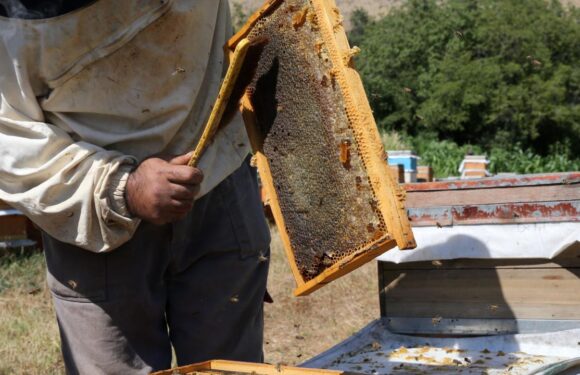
[0,227,379,374]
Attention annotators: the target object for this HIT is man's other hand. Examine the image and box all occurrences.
[125,153,204,225]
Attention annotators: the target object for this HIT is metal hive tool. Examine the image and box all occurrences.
[227,0,416,296]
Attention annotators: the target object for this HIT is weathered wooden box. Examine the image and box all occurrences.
[0,199,27,240]
[380,250,580,335]
[0,199,42,250]
[379,172,580,335]
[0,213,27,240]
[229,0,415,296]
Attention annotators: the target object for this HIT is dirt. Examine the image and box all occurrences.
[263,227,379,366]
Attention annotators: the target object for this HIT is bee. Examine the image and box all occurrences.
[339,139,351,168]
[292,7,308,29]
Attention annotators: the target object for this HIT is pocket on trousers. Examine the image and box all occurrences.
[43,234,107,303]
[219,160,271,259]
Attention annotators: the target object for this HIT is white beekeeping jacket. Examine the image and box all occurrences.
[0,0,251,252]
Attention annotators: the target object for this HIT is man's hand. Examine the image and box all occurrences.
[125,153,204,225]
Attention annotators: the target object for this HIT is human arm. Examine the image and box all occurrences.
[0,96,140,252]
[0,101,205,251]
[0,53,140,252]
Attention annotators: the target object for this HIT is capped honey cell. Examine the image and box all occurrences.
[245,0,384,281]
[231,0,416,293]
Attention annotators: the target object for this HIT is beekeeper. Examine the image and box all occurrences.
[0,0,271,373]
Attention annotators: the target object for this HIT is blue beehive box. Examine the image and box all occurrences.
[387,150,420,172]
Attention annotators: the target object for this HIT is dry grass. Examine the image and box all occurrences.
[0,252,63,375]
[263,227,379,366]
[0,228,378,373]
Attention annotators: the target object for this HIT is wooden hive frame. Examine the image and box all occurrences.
[151,359,360,375]
[227,0,416,296]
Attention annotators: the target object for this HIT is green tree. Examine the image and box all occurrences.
[353,0,580,160]
[231,1,249,33]
[349,8,372,47]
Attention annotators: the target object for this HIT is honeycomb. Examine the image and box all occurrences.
[245,0,386,281]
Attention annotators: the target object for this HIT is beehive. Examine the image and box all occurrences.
[228,0,415,296]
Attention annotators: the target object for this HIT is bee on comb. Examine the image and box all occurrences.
[228,0,416,296]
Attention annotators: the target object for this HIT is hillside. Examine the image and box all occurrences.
[233,0,579,29]
[232,0,401,28]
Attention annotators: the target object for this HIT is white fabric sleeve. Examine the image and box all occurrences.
[0,97,141,253]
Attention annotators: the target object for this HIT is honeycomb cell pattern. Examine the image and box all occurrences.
[246,0,386,281]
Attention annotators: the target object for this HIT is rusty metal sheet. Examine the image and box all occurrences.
[405,172,580,192]
[407,207,453,227]
[408,201,580,226]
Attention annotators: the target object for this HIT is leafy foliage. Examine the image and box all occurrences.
[382,133,580,178]
[487,142,580,175]
[348,8,372,48]
[352,0,580,164]
[407,136,477,178]
[231,1,250,33]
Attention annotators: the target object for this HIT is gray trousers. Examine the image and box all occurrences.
[43,159,271,374]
